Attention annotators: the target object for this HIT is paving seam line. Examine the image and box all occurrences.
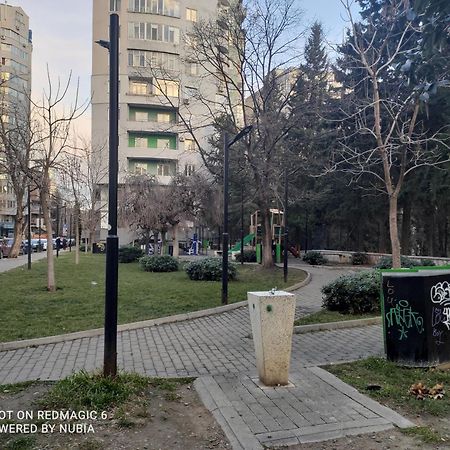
[0,269,311,352]
[308,366,415,429]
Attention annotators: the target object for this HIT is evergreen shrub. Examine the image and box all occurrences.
[303,251,327,265]
[235,250,257,263]
[374,256,420,269]
[118,246,144,263]
[139,255,178,272]
[185,258,237,281]
[322,271,380,314]
[351,252,369,265]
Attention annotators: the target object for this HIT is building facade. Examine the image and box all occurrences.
[92,0,230,242]
[0,3,32,237]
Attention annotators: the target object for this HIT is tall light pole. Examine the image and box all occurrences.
[27,185,32,270]
[240,185,244,265]
[283,168,288,283]
[96,13,119,377]
[222,125,253,305]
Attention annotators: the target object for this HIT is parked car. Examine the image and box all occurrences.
[0,238,25,257]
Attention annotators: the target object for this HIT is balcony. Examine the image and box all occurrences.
[125,146,180,161]
[126,120,177,134]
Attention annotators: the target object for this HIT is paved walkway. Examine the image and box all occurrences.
[0,251,48,272]
[0,262,412,448]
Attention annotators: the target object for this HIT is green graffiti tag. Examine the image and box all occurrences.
[386,300,424,340]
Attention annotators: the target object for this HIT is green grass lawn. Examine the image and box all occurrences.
[326,357,450,444]
[326,357,450,417]
[0,253,306,342]
[294,309,380,326]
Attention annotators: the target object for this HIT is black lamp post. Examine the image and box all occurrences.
[240,185,244,265]
[222,125,253,305]
[283,168,288,283]
[27,185,31,270]
[96,13,120,377]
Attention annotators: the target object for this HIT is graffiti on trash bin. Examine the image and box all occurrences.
[431,281,450,307]
[385,300,424,341]
[430,282,450,346]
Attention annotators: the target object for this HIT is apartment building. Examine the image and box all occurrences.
[92,0,232,242]
[0,3,32,237]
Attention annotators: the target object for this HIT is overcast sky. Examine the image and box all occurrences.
[6,0,356,139]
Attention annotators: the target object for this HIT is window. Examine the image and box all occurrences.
[129,79,150,95]
[128,50,179,71]
[184,164,195,176]
[184,139,196,152]
[157,163,170,176]
[154,79,179,98]
[110,0,121,11]
[134,162,148,175]
[129,0,180,17]
[135,111,148,121]
[157,138,171,148]
[188,63,198,76]
[186,8,197,22]
[135,137,148,147]
[128,22,179,43]
[157,112,171,123]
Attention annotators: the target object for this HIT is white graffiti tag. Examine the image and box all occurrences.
[443,307,450,331]
[430,281,450,307]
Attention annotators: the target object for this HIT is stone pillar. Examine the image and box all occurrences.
[248,291,296,386]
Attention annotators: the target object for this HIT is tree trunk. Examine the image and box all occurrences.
[9,206,25,258]
[261,208,274,268]
[172,223,179,257]
[400,195,411,256]
[41,184,56,291]
[389,193,401,268]
[75,211,80,265]
[89,230,95,253]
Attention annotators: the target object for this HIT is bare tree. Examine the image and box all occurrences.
[62,138,107,260]
[28,69,88,291]
[119,173,197,256]
[140,0,305,267]
[329,0,450,268]
[0,98,36,257]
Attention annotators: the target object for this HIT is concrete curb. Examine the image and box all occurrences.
[293,316,382,334]
[0,268,311,352]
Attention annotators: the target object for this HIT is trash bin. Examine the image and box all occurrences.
[381,268,450,367]
[248,290,296,386]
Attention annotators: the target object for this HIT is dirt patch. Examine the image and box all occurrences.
[0,382,230,450]
[268,409,450,450]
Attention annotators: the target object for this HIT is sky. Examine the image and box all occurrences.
[5,0,357,139]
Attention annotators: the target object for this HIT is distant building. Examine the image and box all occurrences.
[92,0,235,242]
[0,3,32,237]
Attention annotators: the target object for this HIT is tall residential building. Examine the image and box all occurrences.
[0,3,32,237]
[92,0,231,242]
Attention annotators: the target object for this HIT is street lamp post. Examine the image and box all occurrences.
[240,186,244,265]
[27,185,31,270]
[283,168,288,283]
[96,13,120,377]
[222,126,253,305]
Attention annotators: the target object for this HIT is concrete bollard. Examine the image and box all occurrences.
[248,290,296,386]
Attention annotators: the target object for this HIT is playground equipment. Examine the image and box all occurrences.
[230,232,255,252]
[228,209,300,262]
